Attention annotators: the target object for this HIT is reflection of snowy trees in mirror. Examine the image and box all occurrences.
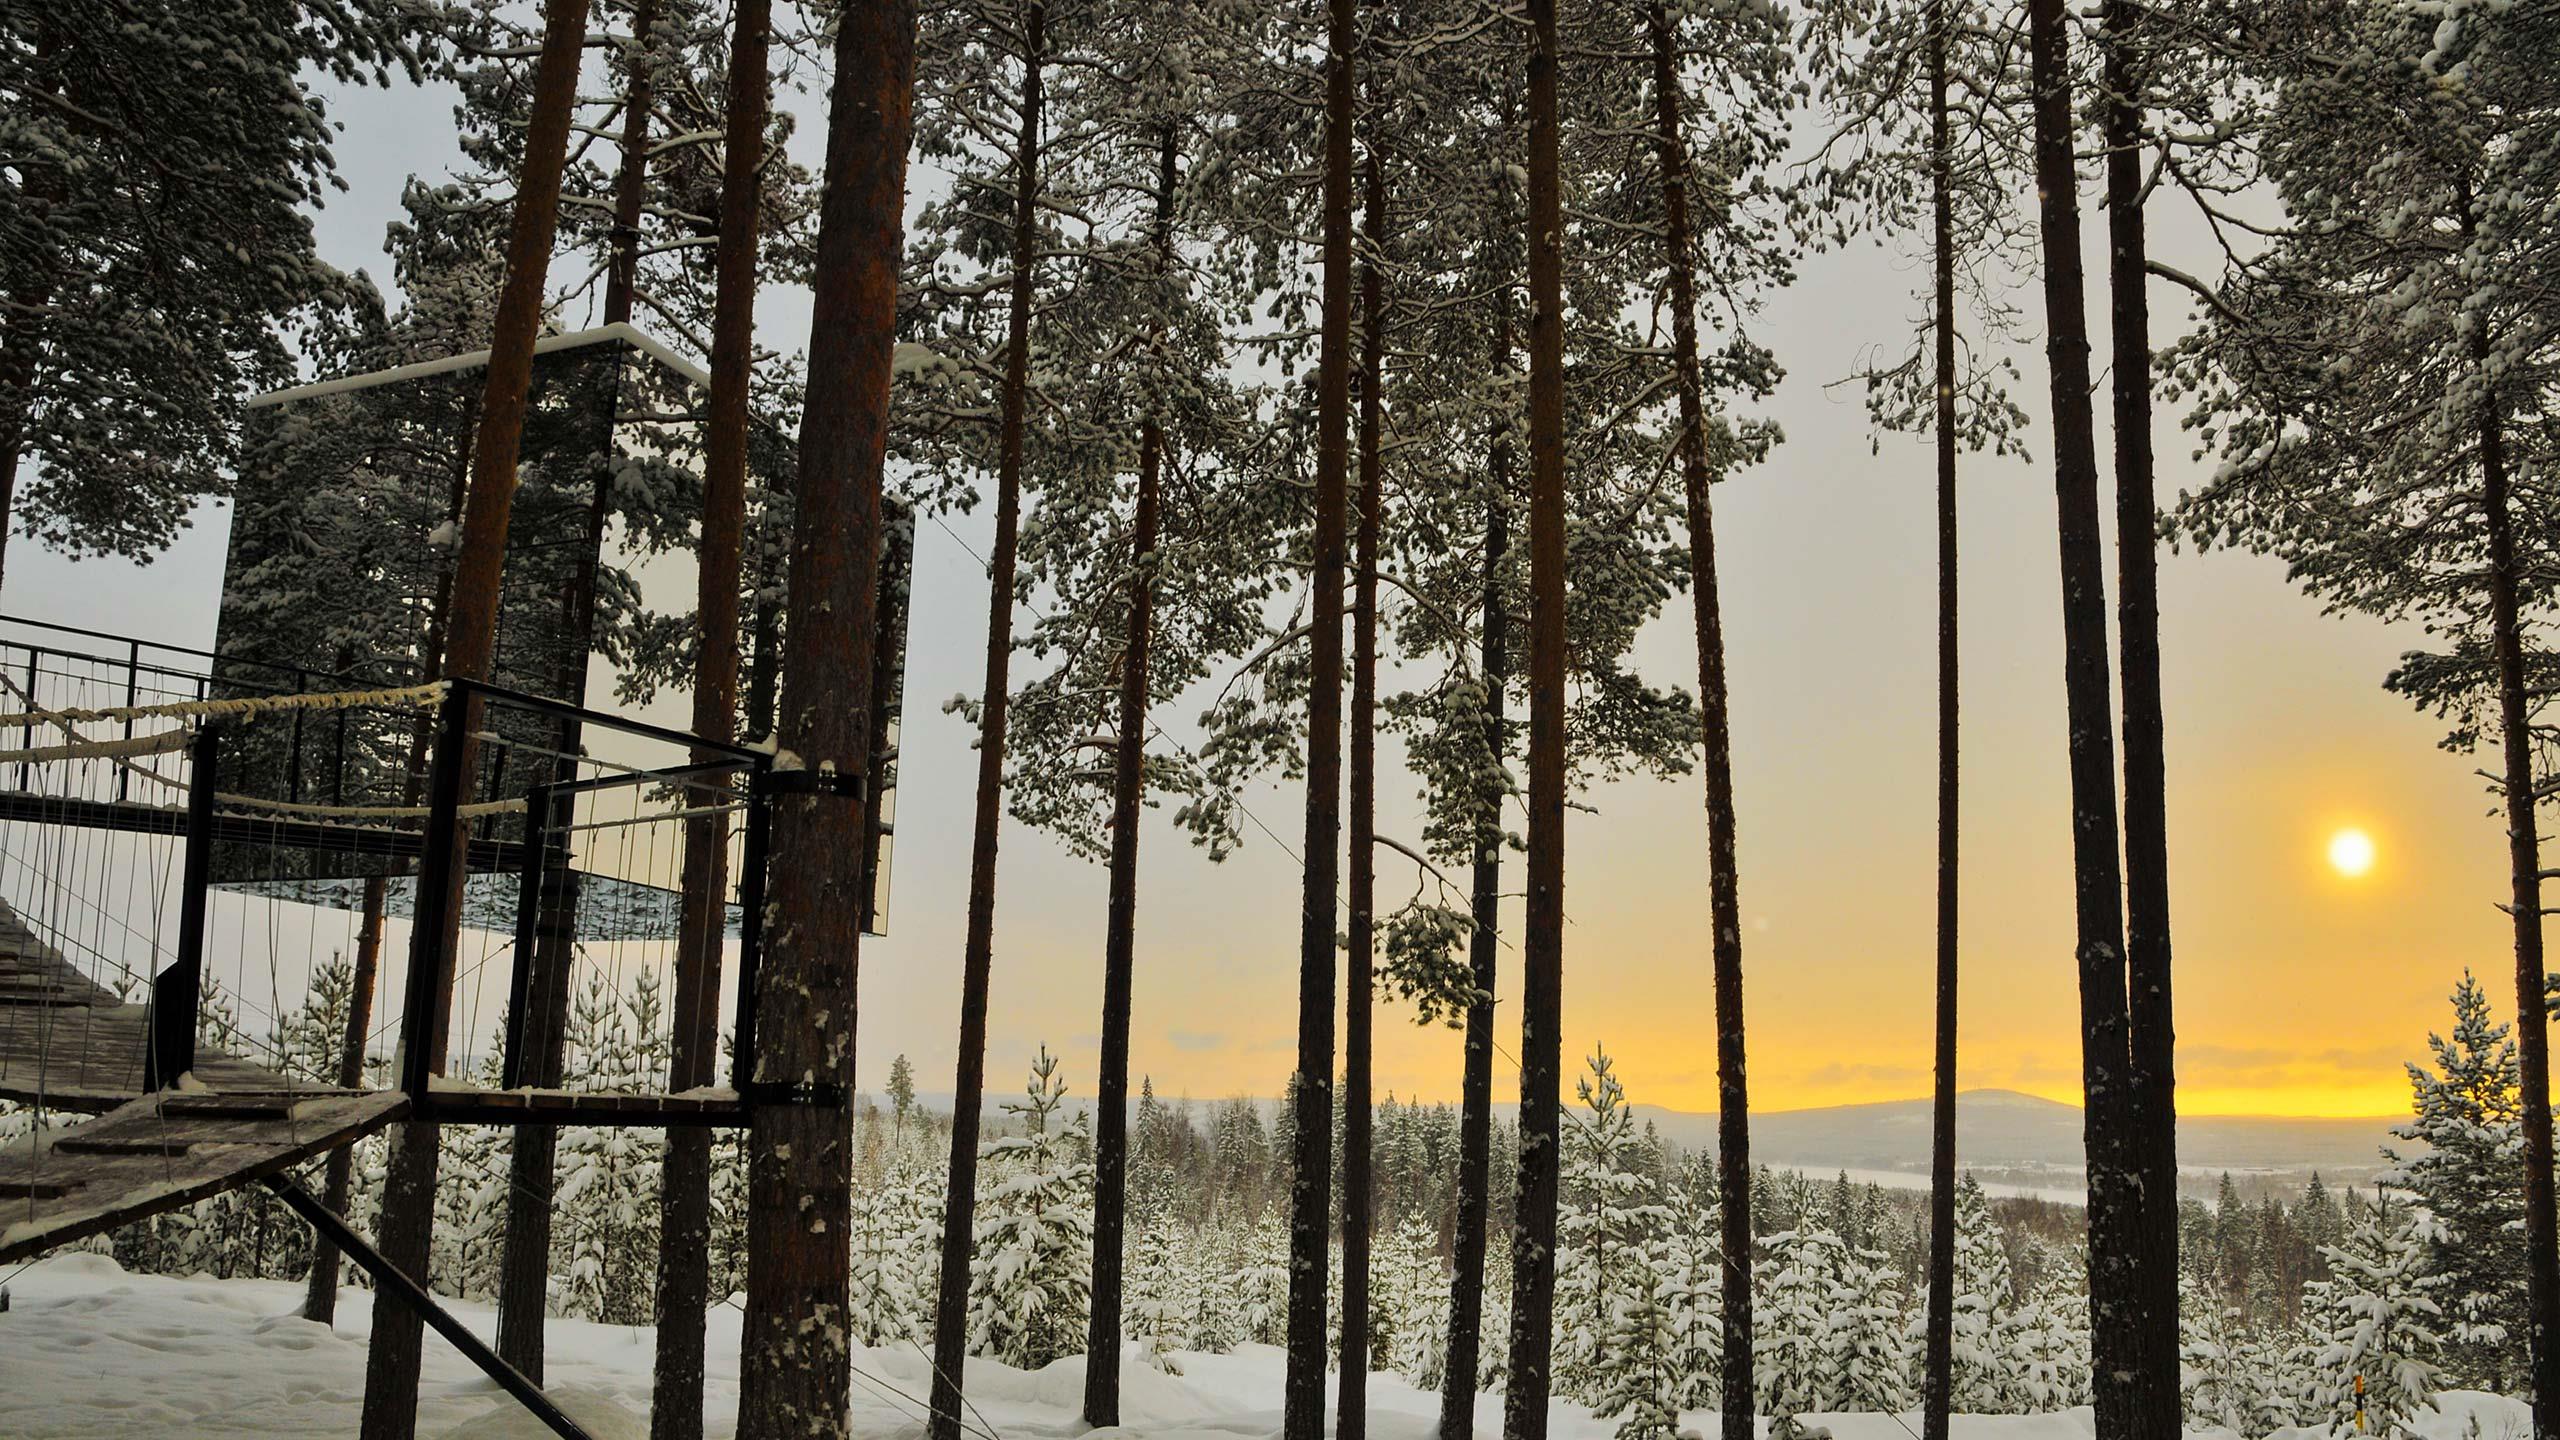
[219,872,741,944]
[9,982,2527,1434]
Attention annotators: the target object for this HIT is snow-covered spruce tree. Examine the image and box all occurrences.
[2181,1270,2309,1436]
[1378,1212,1452,1387]
[1755,1226,1848,1418]
[1121,1148,1190,1372]
[553,971,670,1326]
[2384,972,2527,1391]
[1935,1171,2018,1412]
[850,1162,943,1347]
[1659,1161,1725,1413]
[1555,1049,1674,1402]
[2007,1258,2092,1413]
[2167,5,2560,1423]
[967,1046,1097,1371]
[1833,1236,1915,1414]
[1590,1250,1686,1440]
[2302,1198,2448,1440]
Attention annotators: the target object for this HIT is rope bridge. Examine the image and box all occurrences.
[0,619,810,1440]
[0,634,783,1262]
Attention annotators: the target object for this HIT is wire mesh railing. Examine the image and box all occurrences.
[0,619,776,1131]
[398,679,771,1126]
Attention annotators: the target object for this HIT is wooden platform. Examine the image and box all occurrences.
[421,1082,746,1128]
[0,904,284,1111]
[0,892,420,1265]
[0,1086,410,1264]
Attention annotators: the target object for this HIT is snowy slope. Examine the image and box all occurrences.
[0,1254,2521,1440]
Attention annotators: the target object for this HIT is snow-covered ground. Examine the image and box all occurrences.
[0,1253,2526,1440]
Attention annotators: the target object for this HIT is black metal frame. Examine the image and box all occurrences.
[399,677,773,1127]
[263,1174,597,1440]
[0,614,425,822]
[143,724,221,1091]
[0,620,778,1124]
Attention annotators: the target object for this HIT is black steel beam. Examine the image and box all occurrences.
[261,1174,597,1440]
[412,1095,752,1129]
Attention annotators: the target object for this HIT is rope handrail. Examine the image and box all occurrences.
[213,791,525,822]
[0,681,446,731]
[0,729,197,766]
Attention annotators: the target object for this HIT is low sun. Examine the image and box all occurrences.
[2328,827,2376,878]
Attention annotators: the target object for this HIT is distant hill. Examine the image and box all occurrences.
[1618,1088,2398,1189]
[895,1085,2400,1197]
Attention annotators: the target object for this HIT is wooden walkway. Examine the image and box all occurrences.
[0,896,411,1263]
[0,1087,409,1264]
[0,902,287,1111]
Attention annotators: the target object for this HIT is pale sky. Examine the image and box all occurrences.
[7,51,2511,1124]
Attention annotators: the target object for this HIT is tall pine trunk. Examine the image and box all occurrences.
[1920,0,1961,1431]
[1339,97,1388,1436]
[1438,336,1510,1440]
[359,2,592,1434]
[1500,0,1566,1427]
[653,0,770,1431]
[495,0,664,1377]
[2467,186,2560,1437]
[2101,4,2180,1428]
[2025,5,2140,1438]
[601,0,658,326]
[1282,0,1356,1424]
[731,0,912,1424]
[1641,9,1753,1432]
[1083,122,1180,1430]
[928,9,1045,1434]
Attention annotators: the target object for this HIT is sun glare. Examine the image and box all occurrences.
[2328,827,2376,878]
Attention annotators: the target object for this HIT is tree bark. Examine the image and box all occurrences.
[927,9,1045,1435]
[2473,240,2560,1440]
[1282,0,1357,1428]
[1085,122,1181,1430]
[653,0,770,1432]
[1500,0,1566,1429]
[1921,1,1960,1436]
[1338,101,1388,1438]
[730,0,911,1427]
[1439,331,1510,1440]
[1641,9,1753,1434]
[2025,5,2139,1439]
[2101,5,2181,1431]
[359,2,591,1435]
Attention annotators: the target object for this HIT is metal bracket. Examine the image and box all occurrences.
[753,768,864,801]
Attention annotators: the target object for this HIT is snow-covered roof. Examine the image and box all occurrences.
[246,321,710,411]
